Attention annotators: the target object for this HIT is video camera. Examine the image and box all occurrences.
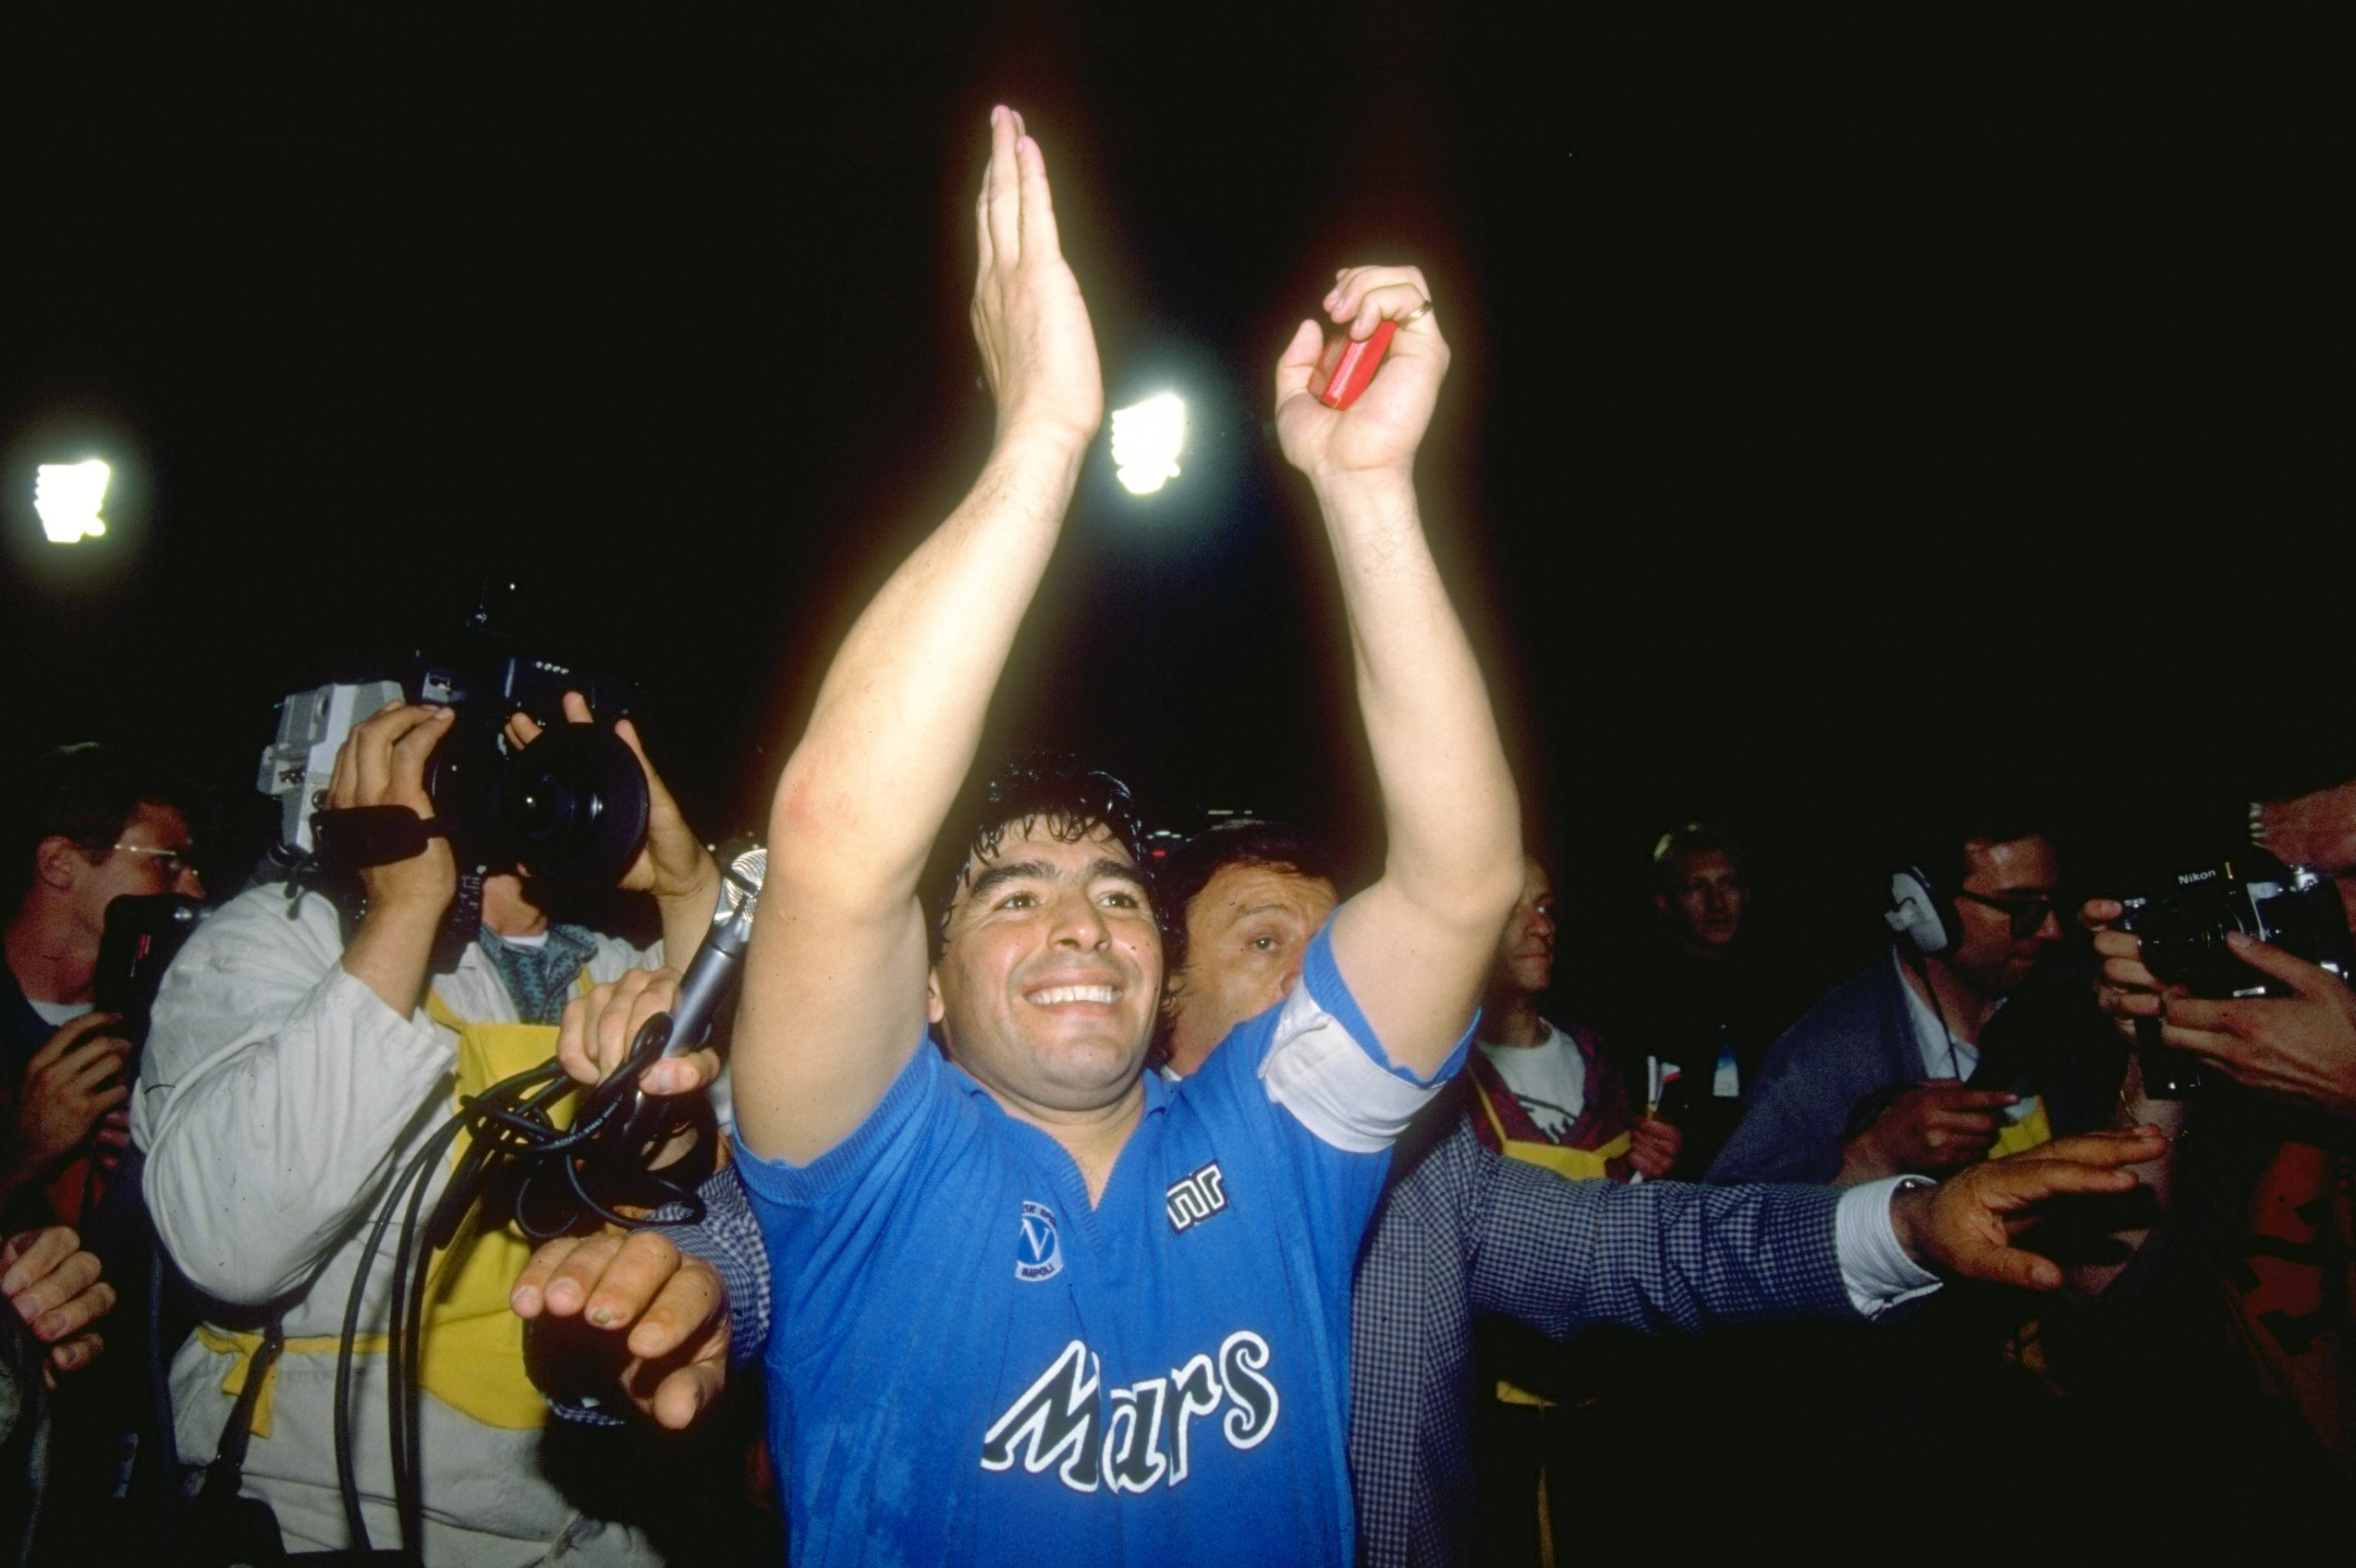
[2114,849,2356,1095]
[257,644,650,890]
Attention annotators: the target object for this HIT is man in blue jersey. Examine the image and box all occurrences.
[513,108,2169,1565]
[716,106,1525,1566]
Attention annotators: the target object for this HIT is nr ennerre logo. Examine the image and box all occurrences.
[1015,1200,1063,1282]
[981,1331,1281,1495]
[1165,1162,1227,1233]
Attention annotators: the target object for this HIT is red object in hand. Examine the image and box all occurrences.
[1311,320,1398,410]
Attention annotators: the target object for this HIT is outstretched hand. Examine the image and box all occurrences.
[970,106,1102,451]
[1274,264,1449,485]
[511,1228,728,1431]
[1889,1129,2169,1290]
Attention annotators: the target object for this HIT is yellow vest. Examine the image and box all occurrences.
[200,976,586,1437]
[1471,1072,1632,1181]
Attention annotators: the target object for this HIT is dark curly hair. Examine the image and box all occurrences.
[931,753,1151,950]
[1154,819,1340,976]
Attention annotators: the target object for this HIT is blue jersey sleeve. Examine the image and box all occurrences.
[1180,924,1473,1276]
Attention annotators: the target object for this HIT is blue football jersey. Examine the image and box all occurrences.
[738,926,1466,1567]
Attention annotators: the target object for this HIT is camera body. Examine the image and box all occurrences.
[257,680,405,854]
[2115,853,2356,1000]
[259,649,650,889]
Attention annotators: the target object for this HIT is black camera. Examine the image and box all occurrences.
[2117,852,2356,998]
[2114,850,2356,1095]
[262,650,651,890]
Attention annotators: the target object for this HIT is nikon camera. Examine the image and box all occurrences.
[257,650,649,889]
[2113,850,2356,1095]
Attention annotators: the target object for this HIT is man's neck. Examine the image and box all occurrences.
[1900,948,2001,1046]
[480,875,549,939]
[3,899,97,1006]
[984,1076,1148,1208]
[1482,988,1548,1048]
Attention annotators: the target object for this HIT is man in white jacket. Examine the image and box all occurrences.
[133,694,717,1565]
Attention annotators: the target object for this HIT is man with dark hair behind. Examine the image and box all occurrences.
[2,742,206,1231]
[1152,818,1343,1076]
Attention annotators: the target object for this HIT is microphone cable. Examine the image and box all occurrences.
[328,844,765,1563]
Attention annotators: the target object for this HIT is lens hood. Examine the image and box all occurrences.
[495,725,651,888]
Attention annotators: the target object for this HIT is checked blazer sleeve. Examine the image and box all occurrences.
[1349,1109,1853,1568]
[661,1161,772,1370]
[1462,1136,1853,1335]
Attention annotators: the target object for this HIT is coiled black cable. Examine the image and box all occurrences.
[331,1015,706,1563]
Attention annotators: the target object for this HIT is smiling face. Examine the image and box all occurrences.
[1163,861,1341,1077]
[928,819,1163,1115]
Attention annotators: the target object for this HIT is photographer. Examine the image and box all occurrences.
[1709,807,2078,1186]
[3,744,206,1233]
[133,691,717,1564]
[2082,765,2356,1493]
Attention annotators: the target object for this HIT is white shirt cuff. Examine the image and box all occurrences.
[1834,1176,1944,1318]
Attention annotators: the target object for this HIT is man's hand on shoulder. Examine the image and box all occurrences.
[1887,1129,2169,1290]
[512,1228,728,1431]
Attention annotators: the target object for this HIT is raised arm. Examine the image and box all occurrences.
[734,108,1103,1163]
[1273,268,1522,1078]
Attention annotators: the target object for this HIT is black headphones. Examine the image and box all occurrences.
[1883,863,1961,957]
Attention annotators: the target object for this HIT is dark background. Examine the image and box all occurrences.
[3,3,2346,998]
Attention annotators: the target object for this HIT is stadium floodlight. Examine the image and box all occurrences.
[1110,395,1186,496]
[35,459,111,543]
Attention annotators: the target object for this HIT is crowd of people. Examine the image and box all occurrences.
[6,108,2354,1564]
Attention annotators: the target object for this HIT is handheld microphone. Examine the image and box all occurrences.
[601,844,767,1152]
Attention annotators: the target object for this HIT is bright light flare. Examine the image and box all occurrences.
[1110,395,1186,496]
[35,459,112,543]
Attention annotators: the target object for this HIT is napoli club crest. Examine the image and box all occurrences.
[1015,1200,1063,1283]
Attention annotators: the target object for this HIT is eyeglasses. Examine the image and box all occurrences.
[111,844,197,883]
[1953,889,2057,940]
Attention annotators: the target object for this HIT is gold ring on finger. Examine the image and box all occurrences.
[1398,298,1433,326]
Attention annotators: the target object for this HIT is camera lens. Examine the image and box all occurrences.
[493,725,649,887]
[423,725,510,873]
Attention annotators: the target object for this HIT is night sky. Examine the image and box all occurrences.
[5,5,2346,996]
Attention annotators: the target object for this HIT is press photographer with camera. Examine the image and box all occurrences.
[2075,765,2356,1496]
[3,744,207,1234]
[132,678,719,1565]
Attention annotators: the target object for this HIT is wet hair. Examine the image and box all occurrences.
[1649,821,1742,891]
[931,753,1151,951]
[1155,819,1341,976]
[4,742,207,907]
